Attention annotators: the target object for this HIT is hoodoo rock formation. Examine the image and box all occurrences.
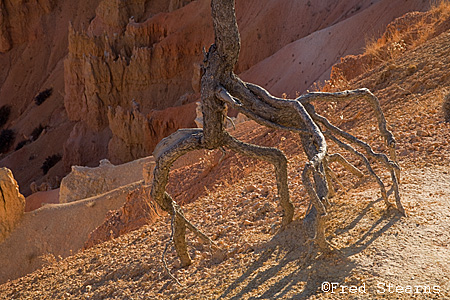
[0,0,431,197]
[62,0,212,167]
[0,168,25,242]
[107,102,196,164]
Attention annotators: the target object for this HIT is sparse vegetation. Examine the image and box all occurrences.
[31,124,45,141]
[0,105,11,129]
[364,0,450,65]
[34,88,53,106]
[0,129,16,154]
[14,124,46,150]
[320,1,450,92]
[41,154,62,175]
[15,140,31,151]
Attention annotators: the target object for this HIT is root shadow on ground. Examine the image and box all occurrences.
[217,198,401,299]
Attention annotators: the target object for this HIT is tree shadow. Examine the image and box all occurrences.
[217,197,401,299]
[334,198,382,236]
[334,185,396,236]
[341,205,402,257]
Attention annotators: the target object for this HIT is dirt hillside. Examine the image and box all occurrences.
[0,182,142,284]
[1,4,450,298]
[240,0,431,98]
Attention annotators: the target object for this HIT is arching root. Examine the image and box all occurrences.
[313,113,405,216]
[223,133,294,227]
[151,127,298,270]
[151,129,214,268]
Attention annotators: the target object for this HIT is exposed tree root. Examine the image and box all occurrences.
[149,0,405,281]
[327,153,364,179]
[162,211,182,286]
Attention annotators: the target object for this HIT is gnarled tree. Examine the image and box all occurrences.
[151,0,404,270]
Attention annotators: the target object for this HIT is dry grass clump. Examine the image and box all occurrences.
[315,76,351,93]
[364,0,450,64]
[364,29,406,63]
[430,0,450,17]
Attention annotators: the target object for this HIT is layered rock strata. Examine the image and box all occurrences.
[59,157,154,203]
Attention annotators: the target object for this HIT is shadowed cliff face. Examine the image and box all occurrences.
[0,0,103,196]
[0,0,430,196]
[63,0,210,131]
[0,0,56,53]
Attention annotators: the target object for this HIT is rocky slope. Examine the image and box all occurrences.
[0,0,431,197]
[0,116,303,284]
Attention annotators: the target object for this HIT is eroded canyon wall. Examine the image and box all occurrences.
[0,0,431,195]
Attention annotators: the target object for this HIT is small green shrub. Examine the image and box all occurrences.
[34,88,53,106]
[15,124,46,150]
[31,124,45,141]
[0,129,15,153]
[0,105,11,128]
[41,154,62,175]
[15,139,31,150]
